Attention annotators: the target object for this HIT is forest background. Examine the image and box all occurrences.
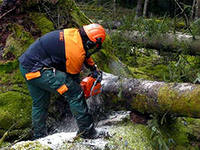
[1,0,200,149]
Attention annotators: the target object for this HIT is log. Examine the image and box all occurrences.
[107,29,200,55]
[101,72,200,118]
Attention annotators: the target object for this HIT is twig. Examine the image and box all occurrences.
[0,131,8,146]
[0,7,16,20]
[191,0,197,20]
[0,122,18,146]
[72,131,84,142]
[174,0,196,39]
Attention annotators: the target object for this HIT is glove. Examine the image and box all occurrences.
[91,70,99,78]
[92,70,102,83]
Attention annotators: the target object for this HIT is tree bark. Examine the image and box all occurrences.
[113,0,116,19]
[191,0,197,20]
[135,0,144,19]
[143,0,149,17]
[107,29,200,55]
[195,0,200,19]
[101,72,200,118]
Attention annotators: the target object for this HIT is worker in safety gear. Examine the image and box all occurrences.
[18,23,106,139]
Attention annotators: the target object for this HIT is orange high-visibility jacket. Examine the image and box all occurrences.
[19,28,95,74]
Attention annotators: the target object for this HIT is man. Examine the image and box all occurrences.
[19,23,106,139]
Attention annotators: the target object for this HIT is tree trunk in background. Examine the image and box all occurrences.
[113,0,116,19]
[102,72,200,118]
[191,0,197,20]
[195,0,200,19]
[97,0,101,6]
[135,0,144,19]
[143,0,149,17]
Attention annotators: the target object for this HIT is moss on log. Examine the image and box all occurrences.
[102,73,200,118]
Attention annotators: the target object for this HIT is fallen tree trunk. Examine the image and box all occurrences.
[101,72,200,118]
[107,29,200,55]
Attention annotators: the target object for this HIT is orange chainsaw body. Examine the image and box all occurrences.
[80,76,102,99]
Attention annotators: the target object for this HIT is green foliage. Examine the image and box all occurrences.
[166,55,200,83]
[185,118,200,144]
[108,122,153,150]
[2,24,34,60]
[0,91,31,129]
[0,90,32,141]
[194,72,200,84]
[118,17,173,35]
[147,114,195,150]
[56,0,91,27]
[0,62,25,86]
[0,23,32,140]
[0,60,19,73]
[110,28,200,82]
[30,13,54,35]
[191,19,200,36]
[148,115,170,150]
[110,32,170,80]
[111,32,135,65]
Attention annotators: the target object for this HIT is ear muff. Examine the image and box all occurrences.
[95,38,102,48]
[86,40,96,50]
[86,38,102,58]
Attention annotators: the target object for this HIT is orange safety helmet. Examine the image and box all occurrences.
[83,23,106,43]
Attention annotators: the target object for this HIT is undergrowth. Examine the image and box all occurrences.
[147,114,200,150]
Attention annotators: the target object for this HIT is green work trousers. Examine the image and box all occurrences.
[19,64,93,138]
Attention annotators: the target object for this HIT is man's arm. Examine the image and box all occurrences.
[84,57,97,71]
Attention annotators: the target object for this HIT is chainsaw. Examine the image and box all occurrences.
[80,71,102,99]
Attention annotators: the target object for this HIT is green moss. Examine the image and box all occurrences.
[133,49,169,80]
[0,89,32,140]
[0,60,19,73]
[108,122,153,149]
[0,65,25,85]
[158,85,200,117]
[63,0,91,26]
[61,139,95,150]
[3,24,34,59]
[30,13,54,35]
[128,66,152,80]
[0,91,32,130]
[128,82,200,118]
[10,141,52,150]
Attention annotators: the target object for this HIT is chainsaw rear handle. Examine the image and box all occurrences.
[88,70,102,82]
